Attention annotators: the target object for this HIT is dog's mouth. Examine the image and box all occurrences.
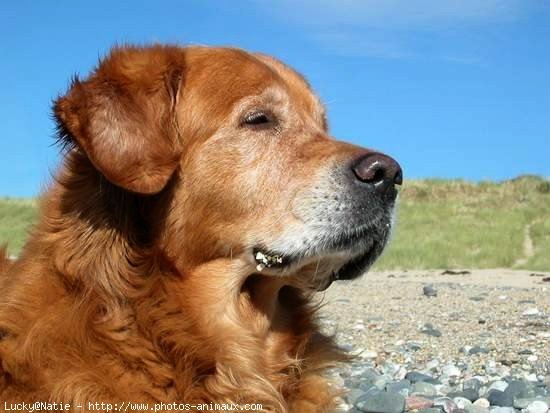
[253,222,390,290]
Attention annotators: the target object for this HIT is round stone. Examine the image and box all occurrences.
[448,390,479,403]
[464,378,483,392]
[525,400,549,413]
[374,375,393,390]
[522,308,540,316]
[503,380,528,399]
[473,398,490,408]
[515,398,550,410]
[465,405,489,413]
[406,396,434,410]
[363,350,378,359]
[380,362,400,377]
[461,388,481,402]
[347,388,367,405]
[355,389,406,413]
[412,382,438,397]
[442,364,461,377]
[406,371,436,383]
[395,366,408,381]
[469,346,490,355]
[490,408,515,413]
[407,341,422,351]
[461,345,473,354]
[525,373,538,382]
[426,359,440,370]
[454,397,473,409]
[434,397,458,413]
[487,389,514,407]
[423,285,438,297]
[488,381,509,392]
[484,361,498,375]
[386,380,412,396]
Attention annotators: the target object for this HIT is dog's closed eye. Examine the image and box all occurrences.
[242,111,272,127]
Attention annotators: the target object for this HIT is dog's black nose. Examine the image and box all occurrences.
[352,152,403,190]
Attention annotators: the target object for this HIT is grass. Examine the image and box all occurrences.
[0,198,38,256]
[1,175,549,270]
[374,175,550,271]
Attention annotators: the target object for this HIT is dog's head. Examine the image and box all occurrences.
[54,45,402,291]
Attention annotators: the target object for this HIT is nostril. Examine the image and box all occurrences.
[371,166,386,184]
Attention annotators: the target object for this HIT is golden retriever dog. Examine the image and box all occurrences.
[0,45,402,412]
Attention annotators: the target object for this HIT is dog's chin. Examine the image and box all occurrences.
[315,240,382,291]
[253,224,391,291]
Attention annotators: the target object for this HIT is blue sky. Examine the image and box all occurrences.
[1,0,549,196]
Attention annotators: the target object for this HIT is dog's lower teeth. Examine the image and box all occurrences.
[254,250,284,270]
[255,251,266,261]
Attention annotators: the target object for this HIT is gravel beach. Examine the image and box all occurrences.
[318,269,550,413]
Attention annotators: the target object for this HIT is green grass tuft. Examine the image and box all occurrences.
[0,198,38,256]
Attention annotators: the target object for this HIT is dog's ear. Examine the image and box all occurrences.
[54,46,184,194]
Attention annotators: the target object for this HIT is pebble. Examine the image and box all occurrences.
[514,398,550,409]
[426,359,440,370]
[346,388,367,405]
[421,323,442,337]
[524,400,549,413]
[484,361,498,375]
[442,364,461,377]
[465,389,481,402]
[433,397,458,413]
[406,341,422,351]
[453,397,472,409]
[504,380,528,399]
[488,381,509,392]
[473,399,490,408]
[363,350,379,359]
[448,390,479,402]
[340,343,355,352]
[489,408,515,413]
[423,285,438,297]
[355,389,405,413]
[522,308,540,316]
[411,382,438,397]
[487,389,514,407]
[386,380,411,396]
[461,345,473,354]
[464,378,483,393]
[405,372,436,383]
[395,367,408,381]
[405,396,434,410]
[525,373,539,382]
[469,346,490,355]
[380,362,401,377]
[465,406,489,413]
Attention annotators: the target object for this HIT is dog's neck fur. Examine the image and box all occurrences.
[0,152,341,410]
